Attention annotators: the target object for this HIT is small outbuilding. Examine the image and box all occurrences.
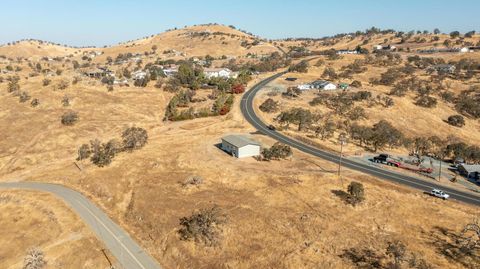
[458,164,480,181]
[221,135,261,158]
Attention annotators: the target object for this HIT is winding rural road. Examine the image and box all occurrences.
[241,71,480,207]
[0,182,162,269]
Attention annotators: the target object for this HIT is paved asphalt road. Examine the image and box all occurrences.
[0,182,162,269]
[241,71,480,207]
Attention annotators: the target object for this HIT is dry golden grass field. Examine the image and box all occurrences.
[0,190,112,269]
[0,27,479,268]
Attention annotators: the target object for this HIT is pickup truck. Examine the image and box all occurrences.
[430,189,450,200]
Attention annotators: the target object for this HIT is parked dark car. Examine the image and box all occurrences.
[267,124,276,130]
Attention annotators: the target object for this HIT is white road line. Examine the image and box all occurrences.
[75,199,147,269]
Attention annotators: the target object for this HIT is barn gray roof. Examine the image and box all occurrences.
[222,135,260,148]
[459,164,480,173]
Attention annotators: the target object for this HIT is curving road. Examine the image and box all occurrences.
[0,182,162,269]
[241,72,480,207]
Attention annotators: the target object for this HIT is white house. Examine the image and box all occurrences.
[221,135,261,158]
[204,68,235,79]
[373,45,396,51]
[311,80,337,90]
[460,47,471,53]
[162,65,178,77]
[113,78,129,86]
[297,84,312,90]
[336,50,358,55]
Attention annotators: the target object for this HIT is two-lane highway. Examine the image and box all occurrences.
[0,182,162,269]
[241,72,480,207]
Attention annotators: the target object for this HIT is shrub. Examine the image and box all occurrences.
[19,91,31,103]
[261,143,292,160]
[42,78,51,86]
[447,115,465,127]
[231,84,245,94]
[122,127,148,151]
[134,77,149,87]
[350,80,362,88]
[62,95,70,107]
[181,175,204,188]
[30,98,40,107]
[61,111,78,126]
[179,206,226,246]
[23,247,46,269]
[76,144,91,161]
[322,67,338,80]
[259,98,279,113]
[415,95,437,108]
[347,181,365,205]
[7,80,20,93]
[55,80,69,90]
[348,106,367,121]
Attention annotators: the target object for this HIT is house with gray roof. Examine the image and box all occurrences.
[311,80,337,90]
[221,135,261,158]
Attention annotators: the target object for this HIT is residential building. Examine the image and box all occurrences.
[221,135,261,158]
[311,80,337,90]
[83,67,113,78]
[373,45,397,51]
[336,49,358,55]
[113,78,129,86]
[204,68,236,79]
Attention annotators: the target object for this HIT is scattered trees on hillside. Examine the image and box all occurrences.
[277,108,317,131]
[415,95,437,108]
[348,120,403,152]
[455,87,480,118]
[77,127,148,167]
[288,61,309,73]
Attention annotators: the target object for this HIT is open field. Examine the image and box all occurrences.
[0,190,111,269]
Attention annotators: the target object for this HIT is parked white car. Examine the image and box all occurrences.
[430,189,450,200]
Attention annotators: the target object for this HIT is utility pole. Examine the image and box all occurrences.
[338,133,347,186]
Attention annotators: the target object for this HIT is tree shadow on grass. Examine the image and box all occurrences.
[331,190,350,204]
[430,226,480,268]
